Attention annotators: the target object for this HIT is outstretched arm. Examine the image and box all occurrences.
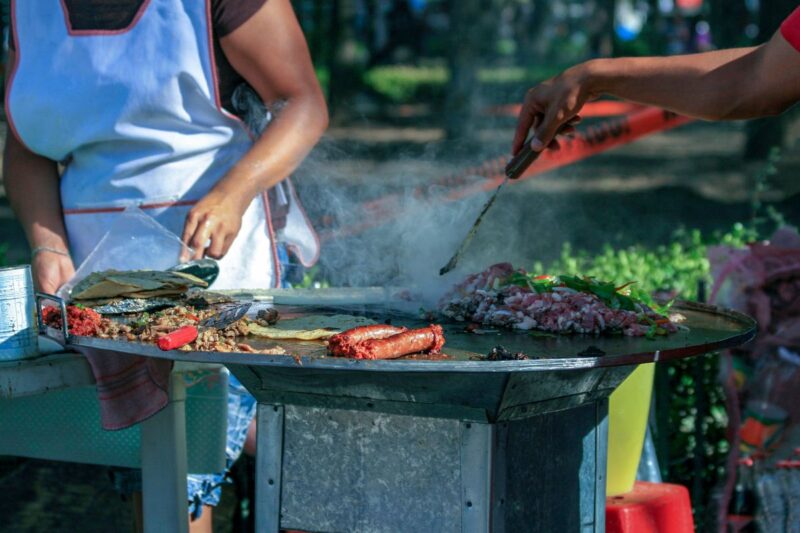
[513,30,800,155]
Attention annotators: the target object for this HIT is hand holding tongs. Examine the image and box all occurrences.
[157,302,251,351]
[438,139,543,276]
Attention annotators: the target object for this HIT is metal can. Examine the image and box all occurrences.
[0,265,39,361]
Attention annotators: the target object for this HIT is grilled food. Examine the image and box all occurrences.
[328,324,445,360]
[42,304,284,354]
[247,314,377,340]
[71,269,208,301]
[440,263,679,338]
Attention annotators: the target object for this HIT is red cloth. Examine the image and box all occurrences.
[73,346,173,431]
[781,7,800,52]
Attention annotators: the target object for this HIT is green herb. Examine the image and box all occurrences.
[500,272,669,317]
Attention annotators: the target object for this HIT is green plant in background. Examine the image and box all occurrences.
[361,65,566,103]
[363,65,448,103]
[750,146,785,234]
[530,221,761,531]
[0,242,7,267]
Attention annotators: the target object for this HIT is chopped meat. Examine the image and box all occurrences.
[44,303,282,354]
[42,305,106,337]
[440,263,678,337]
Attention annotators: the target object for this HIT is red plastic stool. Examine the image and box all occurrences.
[606,481,695,533]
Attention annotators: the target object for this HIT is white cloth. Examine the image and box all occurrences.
[6,0,316,289]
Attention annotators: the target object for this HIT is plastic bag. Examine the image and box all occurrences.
[58,207,192,299]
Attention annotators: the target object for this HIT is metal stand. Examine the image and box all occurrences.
[254,400,609,532]
[256,404,285,533]
[141,374,188,533]
[52,297,754,532]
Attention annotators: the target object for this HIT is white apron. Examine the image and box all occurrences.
[6,0,320,289]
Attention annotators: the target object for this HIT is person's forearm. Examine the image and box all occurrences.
[211,91,328,205]
[584,47,763,120]
[3,133,69,252]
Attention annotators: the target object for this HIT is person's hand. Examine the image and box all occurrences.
[181,190,250,261]
[512,62,598,156]
[32,250,75,294]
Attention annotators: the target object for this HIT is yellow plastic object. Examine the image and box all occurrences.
[606,363,655,496]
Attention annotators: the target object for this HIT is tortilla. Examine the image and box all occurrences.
[247,314,377,340]
[72,270,208,300]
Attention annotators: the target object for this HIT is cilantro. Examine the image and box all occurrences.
[499,272,672,319]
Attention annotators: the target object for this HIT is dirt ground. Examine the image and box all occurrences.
[0,117,798,532]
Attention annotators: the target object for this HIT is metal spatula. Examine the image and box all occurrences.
[438,141,541,276]
[157,302,252,351]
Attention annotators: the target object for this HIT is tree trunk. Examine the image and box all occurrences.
[744,1,795,159]
[327,0,342,117]
[445,0,496,141]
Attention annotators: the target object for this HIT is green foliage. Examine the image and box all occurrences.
[0,242,7,267]
[750,146,785,234]
[530,221,761,530]
[363,65,448,103]
[532,223,758,300]
[361,65,565,103]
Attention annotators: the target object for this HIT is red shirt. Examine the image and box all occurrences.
[781,6,800,52]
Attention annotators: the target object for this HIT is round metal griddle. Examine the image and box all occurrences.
[60,296,756,421]
[65,299,755,372]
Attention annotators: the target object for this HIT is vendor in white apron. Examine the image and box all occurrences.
[4,0,328,529]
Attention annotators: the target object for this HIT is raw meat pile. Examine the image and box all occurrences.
[439,263,678,337]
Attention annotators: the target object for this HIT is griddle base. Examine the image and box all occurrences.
[253,401,610,533]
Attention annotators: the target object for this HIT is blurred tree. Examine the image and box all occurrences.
[444,0,503,140]
[589,0,615,57]
[512,0,550,64]
[708,0,750,48]
[444,0,480,140]
[327,0,365,120]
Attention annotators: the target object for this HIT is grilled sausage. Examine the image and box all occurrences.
[328,324,407,357]
[349,325,446,360]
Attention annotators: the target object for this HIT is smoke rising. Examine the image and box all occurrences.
[293,135,529,305]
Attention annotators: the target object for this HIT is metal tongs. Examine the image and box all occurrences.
[438,141,541,276]
[157,302,252,351]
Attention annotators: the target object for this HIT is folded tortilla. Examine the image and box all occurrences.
[247,314,377,340]
[72,270,208,300]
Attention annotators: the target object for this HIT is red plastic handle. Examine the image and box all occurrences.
[157,325,199,351]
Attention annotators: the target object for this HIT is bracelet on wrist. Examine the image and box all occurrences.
[31,246,70,259]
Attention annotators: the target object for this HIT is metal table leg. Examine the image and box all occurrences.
[141,374,188,533]
[256,403,285,533]
[460,421,494,532]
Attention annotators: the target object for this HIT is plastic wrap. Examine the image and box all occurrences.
[58,207,192,299]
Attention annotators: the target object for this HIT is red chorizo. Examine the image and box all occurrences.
[348,325,446,360]
[328,324,407,357]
